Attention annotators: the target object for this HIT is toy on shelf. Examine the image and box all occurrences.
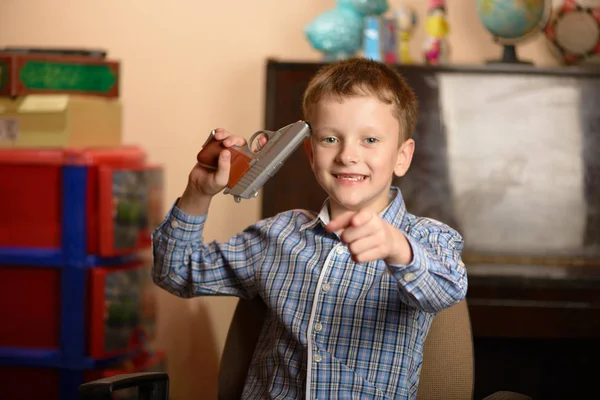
[305,0,390,60]
[544,0,600,65]
[363,15,399,62]
[305,6,365,61]
[394,3,418,64]
[423,0,450,65]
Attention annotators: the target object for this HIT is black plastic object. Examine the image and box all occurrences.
[0,47,107,58]
[78,372,169,400]
[486,44,533,65]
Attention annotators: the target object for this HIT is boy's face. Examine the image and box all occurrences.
[307,95,415,218]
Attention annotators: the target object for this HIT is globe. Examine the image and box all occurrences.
[476,0,549,64]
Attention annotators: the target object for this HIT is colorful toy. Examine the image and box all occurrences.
[363,16,400,63]
[304,0,390,60]
[544,0,600,65]
[423,0,450,65]
[394,4,418,64]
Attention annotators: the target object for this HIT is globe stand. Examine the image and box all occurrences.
[486,44,533,65]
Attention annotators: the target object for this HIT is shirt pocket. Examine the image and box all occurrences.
[332,259,388,304]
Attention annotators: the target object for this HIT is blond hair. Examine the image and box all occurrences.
[302,57,418,141]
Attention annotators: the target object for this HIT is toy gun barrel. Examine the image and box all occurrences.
[196,121,311,203]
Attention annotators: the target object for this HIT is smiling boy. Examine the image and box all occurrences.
[152,58,468,399]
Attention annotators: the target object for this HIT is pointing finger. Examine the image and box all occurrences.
[326,211,356,233]
[350,211,374,227]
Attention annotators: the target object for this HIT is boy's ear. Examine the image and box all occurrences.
[304,138,313,164]
[394,138,415,177]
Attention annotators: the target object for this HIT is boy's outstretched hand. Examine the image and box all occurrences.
[326,211,413,265]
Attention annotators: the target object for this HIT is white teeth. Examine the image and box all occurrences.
[336,175,366,181]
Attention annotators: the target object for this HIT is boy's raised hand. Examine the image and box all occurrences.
[326,211,413,265]
[187,128,242,197]
[177,128,267,215]
[187,128,270,197]
[178,128,266,215]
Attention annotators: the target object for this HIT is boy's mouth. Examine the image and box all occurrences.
[334,174,368,182]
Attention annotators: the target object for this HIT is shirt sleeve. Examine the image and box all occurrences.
[387,217,468,313]
[150,199,270,300]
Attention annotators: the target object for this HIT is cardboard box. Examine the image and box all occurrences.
[0,95,122,148]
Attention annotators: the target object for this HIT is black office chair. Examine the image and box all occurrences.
[78,372,169,400]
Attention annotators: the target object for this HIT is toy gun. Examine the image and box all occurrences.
[196,120,311,203]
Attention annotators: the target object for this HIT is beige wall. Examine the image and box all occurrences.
[0,0,557,398]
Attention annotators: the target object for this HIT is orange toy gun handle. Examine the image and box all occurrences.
[196,131,253,189]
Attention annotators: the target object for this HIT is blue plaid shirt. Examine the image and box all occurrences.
[151,186,467,399]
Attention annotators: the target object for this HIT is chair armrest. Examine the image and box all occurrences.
[78,372,169,400]
[482,391,532,400]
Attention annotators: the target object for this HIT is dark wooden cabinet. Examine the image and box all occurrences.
[261,59,600,399]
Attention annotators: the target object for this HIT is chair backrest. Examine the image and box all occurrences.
[218,297,267,400]
[218,298,474,400]
[416,300,475,400]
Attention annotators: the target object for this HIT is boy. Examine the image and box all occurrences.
[152,58,468,399]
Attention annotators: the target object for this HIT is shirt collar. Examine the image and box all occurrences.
[299,186,408,232]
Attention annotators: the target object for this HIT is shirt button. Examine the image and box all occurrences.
[336,246,345,254]
[314,322,323,332]
[404,272,416,282]
[314,354,322,362]
[322,283,330,292]
[171,220,179,229]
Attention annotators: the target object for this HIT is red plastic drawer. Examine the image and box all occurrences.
[0,261,157,359]
[88,262,157,358]
[0,147,163,257]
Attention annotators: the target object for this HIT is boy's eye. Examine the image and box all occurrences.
[322,137,338,144]
[365,137,379,144]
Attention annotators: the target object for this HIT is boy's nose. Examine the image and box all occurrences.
[336,145,359,165]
